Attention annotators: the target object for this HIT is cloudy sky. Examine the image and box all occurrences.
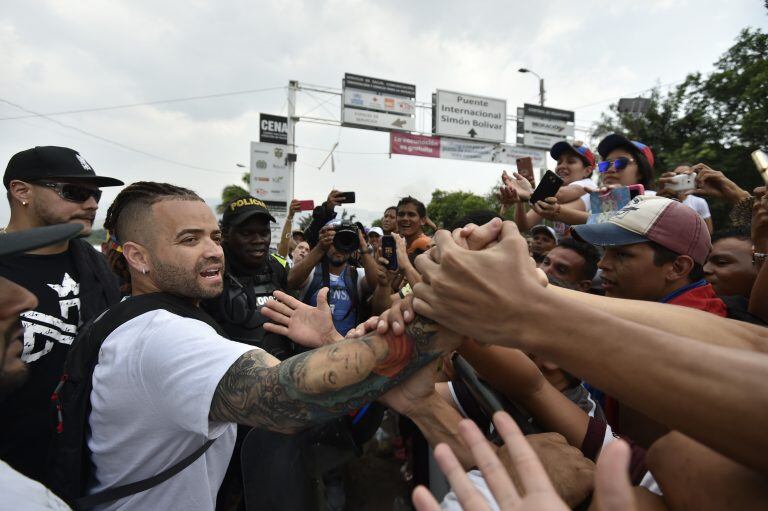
[1,0,765,229]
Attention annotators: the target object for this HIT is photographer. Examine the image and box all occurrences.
[287,219,376,336]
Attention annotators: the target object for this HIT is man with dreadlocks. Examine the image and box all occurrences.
[0,147,122,485]
[89,182,459,510]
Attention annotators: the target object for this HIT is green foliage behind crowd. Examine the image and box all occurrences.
[594,27,767,227]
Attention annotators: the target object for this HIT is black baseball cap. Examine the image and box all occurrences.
[0,223,83,257]
[4,146,124,189]
[222,195,276,226]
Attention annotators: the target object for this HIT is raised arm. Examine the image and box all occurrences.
[209,308,460,433]
[749,188,768,322]
[276,200,301,257]
[413,221,768,475]
[286,227,332,290]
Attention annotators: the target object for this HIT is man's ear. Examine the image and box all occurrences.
[668,255,695,282]
[578,279,593,292]
[122,241,151,274]
[8,180,32,205]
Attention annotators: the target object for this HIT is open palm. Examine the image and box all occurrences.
[262,288,340,348]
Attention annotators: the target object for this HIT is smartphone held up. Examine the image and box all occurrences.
[381,235,398,271]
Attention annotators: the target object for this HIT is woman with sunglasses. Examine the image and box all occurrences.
[502,141,596,233]
[530,134,657,226]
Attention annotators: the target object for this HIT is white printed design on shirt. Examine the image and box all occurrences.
[20,272,81,362]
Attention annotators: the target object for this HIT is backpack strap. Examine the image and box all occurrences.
[74,440,215,510]
[67,293,223,510]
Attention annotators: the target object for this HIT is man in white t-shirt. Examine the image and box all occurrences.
[88,182,457,511]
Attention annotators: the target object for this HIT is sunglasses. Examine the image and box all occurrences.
[35,181,102,203]
[597,157,635,173]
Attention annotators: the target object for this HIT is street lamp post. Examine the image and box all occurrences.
[518,68,545,106]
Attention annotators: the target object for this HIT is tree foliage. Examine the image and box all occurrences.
[427,189,495,229]
[216,172,250,214]
[594,28,768,226]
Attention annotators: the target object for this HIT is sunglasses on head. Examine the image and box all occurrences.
[35,181,102,203]
[597,157,635,173]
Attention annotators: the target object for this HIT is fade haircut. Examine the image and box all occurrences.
[557,238,600,281]
[103,181,202,292]
[397,196,426,218]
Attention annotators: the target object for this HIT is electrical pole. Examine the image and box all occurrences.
[539,77,545,106]
[287,80,297,205]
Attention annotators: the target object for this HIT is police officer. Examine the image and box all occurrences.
[203,195,293,359]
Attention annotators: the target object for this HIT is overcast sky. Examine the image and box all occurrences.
[1,0,765,229]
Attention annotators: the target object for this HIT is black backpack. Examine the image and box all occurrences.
[47,293,228,509]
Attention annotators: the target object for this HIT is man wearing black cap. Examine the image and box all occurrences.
[203,195,294,359]
[0,223,84,510]
[0,146,123,483]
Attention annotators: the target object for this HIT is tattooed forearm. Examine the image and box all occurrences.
[210,314,452,432]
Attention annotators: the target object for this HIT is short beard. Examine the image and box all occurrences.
[151,256,223,300]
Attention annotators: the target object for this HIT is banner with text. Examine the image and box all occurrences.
[390,133,544,167]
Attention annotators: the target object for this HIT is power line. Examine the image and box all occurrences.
[0,98,241,176]
[0,86,285,120]
[570,80,684,111]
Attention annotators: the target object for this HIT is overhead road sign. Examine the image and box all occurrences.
[259,113,288,145]
[523,131,566,150]
[433,90,507,143]
[343,73,416,98]
[523,103,574,122]
[522,117,574,138]
[343,88,415,115]
[342,108,415,131]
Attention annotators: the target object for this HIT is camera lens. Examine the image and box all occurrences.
[332,221,360,253]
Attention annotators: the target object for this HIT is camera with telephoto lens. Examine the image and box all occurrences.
[326,219,360,253]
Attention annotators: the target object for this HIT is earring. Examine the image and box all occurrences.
[142,268,148,275]
[22,201,27,206]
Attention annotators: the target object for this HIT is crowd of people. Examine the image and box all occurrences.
[0,136,767,511]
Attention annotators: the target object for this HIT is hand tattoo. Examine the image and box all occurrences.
[210,315,447,432]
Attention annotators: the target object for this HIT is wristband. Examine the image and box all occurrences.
[359,245,373,255]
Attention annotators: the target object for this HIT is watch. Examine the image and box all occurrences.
[753,251,767,264]
[359,245,373,255]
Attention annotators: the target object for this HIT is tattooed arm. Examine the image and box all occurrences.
[209,313,458,432]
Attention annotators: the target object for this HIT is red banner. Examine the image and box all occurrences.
[390,132,440,158]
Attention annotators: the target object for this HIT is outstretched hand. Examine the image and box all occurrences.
[412,412,570,511]
[262,289,342,348]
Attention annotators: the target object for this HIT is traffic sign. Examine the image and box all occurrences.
[343,88,415,115]
[523,131,565,150]
[523,117,574,138]
[344,73,416,98]
[342,108,415,131]
[259,113,288,145]
[523,103,574,122]
[434,90,506,143]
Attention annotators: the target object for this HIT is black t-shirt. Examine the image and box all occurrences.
[0,249,81,482]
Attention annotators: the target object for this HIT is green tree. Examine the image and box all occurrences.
[217,172,250,214]
[427,190,494,229]
[594,28,768,227]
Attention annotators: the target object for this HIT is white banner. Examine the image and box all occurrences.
[432,136,545,167]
